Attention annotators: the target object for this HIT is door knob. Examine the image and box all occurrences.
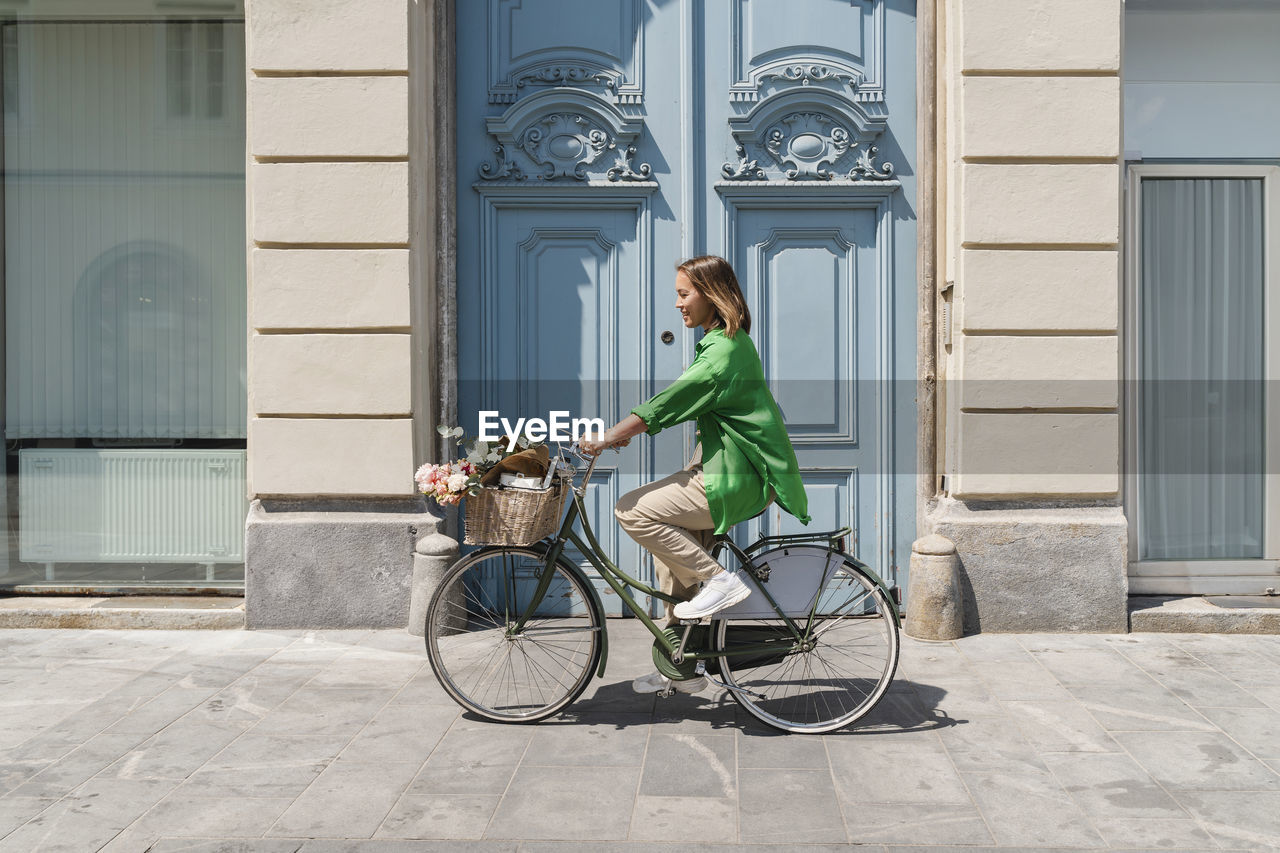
[660,330,675,344]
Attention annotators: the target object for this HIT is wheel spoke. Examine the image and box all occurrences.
[427,548,601,722]
[715,561,899,733]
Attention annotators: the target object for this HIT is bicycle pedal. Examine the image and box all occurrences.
[678,618,703,626]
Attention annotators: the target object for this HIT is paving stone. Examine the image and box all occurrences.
[102,686,223,734]
[648,695,742,734]
[1065,682,1218,732]
[337,703,459,765]
[1197,706,1280,760]
[903,670,1006,720]
[267,760,422,838]
[177,762,327,798]
[0,798,125,853]
[143,839,309,852]
[416,718,533,783]
[308,658,425,690]
[0,701,107,750]
[0,796,55,838]
[1141,665,1267,710]
[484,765,640,840]
[736,728,828,768]
[205,732,353,769]
[196,670,319,724]
[134,793,294,838]
[0,760,52,797]
[389,670,462,706]
[304,841,518,853]
[1043,752,1186,818]
[95,827,164,852]
[829,735,971,804]
[840,689,939,732]
[104,720,250,781]
[1114,731,1280,791]
[953,633,1036,663]
[968,660,1075,702]
[1168,636,1275,683]
[517,714,651,767]
[6,731,151,798]
[1003,699,1120,754]
[961,769,1105,847]
[628,795,737,842]
[570,677,662,716]
[406,759,519,798]
[0,778,174,852]
[1174,790,1280,850]
[376,793,501,840]
[639,733,736,798]
[520,846,878,853]
[1026,648,1149,687]
[738,768,846,843]
[842,802,994,846]
[936,715,1047,774]
[1092,818,1220,850]
[251,687,399,737]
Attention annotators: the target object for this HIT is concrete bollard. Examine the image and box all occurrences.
[407,531,460,637]
[905,534,963,641]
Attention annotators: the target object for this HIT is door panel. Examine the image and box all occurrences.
[730,205,881,565]
[457,0,916,605]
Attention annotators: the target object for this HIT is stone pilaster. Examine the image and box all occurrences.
[933,0,1127,631]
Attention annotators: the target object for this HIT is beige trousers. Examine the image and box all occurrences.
[614,465,722,626]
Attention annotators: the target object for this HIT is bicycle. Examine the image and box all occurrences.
[424,444,901,734]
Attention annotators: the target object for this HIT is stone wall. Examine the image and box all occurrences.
[933,0,1128,631]
[243,0,447,628]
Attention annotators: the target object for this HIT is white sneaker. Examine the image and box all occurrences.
[672,570,752,621]
[632,671,707,694]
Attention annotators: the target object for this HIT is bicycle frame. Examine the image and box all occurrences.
[507,448,877,678]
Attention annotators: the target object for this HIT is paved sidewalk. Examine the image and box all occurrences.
[1,624,1279,851]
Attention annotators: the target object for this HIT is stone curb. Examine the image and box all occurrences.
[1130,595,1280,634]
[0,598,245,630]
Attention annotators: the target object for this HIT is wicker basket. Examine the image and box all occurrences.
[463,480,569,546]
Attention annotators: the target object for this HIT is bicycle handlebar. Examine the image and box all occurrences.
[564,441,605,493]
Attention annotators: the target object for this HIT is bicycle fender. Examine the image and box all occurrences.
[844,556,903,627]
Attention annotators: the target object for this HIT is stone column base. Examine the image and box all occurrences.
[245,499,451,629]
[926,497,1129,633]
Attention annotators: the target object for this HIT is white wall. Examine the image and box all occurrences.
[1125,2,1280,159]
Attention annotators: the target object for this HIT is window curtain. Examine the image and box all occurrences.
[1139,178,1265,560]
[3,20,246,440]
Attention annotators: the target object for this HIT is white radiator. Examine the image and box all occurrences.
[19,449,248,563]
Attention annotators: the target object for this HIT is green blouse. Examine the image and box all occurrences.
[631,327,811,534]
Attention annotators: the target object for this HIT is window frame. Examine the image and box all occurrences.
[1124,162,1280,594]
[155,17,242,125]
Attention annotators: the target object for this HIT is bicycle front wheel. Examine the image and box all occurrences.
[426,546,603,723]
[713,560,899,734]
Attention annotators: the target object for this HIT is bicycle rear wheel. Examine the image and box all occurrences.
[426,546,603,723]
[713,560,899,733]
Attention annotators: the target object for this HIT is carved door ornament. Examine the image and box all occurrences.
[720,83,895,183]
[477,89,653,184]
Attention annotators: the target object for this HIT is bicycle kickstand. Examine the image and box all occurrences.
[694,660,768,701]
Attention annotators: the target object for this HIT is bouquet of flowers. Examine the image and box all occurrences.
[414,425,538,506]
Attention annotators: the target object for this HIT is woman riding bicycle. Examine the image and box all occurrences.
[580,255,811,695]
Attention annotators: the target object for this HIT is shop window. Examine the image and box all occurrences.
[1125,166,1280,594]
[1,12,246,591]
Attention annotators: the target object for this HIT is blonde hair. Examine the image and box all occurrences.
[676,255,751,338]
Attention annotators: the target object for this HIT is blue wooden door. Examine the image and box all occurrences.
[457,0,917,606]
